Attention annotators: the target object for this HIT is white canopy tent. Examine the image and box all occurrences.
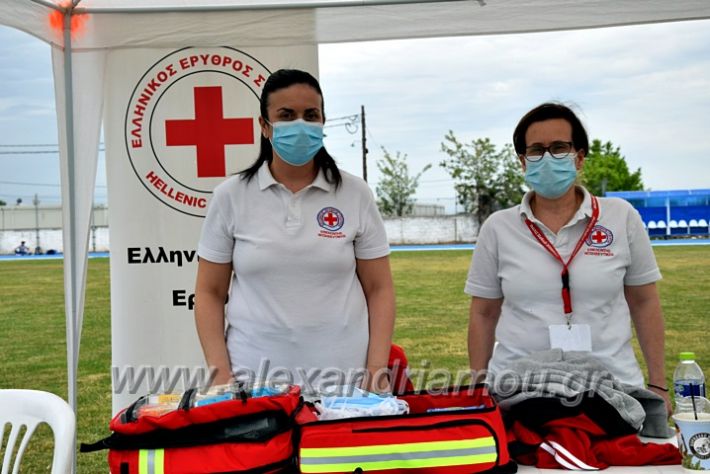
[1,0,709,467]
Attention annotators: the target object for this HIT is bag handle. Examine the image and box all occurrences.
[179,387,197,411]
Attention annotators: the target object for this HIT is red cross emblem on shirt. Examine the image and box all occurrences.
[587,225,614,248]
[323,212,339,227]
[592,230,607,244]
[165,86,254,178]
[317,207,344,232]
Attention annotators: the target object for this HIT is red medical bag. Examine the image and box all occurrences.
[296,385,516,474]
[82,385,301,474]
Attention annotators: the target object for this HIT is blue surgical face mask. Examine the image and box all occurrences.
[525,152,578,199]
[269,119,324,166]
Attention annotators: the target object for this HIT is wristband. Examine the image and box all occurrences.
[647,383,669,392]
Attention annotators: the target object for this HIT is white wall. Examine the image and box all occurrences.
[0,227,110,254]
[1,216,476,253]
[0,205,109,231]
[384,215,478,244]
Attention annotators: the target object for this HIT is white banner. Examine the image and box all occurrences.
[105,45,319,412]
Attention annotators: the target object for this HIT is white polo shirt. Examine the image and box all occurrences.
[465,187,661,386]
[198,162,390,387]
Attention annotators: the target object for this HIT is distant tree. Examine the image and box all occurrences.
[581,139,644,195]
[0,199,5,206]
[440,132,525,223]
[375,147,431,217]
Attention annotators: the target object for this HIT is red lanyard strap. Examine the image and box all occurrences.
[524,196,599,315]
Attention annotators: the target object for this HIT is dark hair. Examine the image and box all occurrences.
[240,69,342,187]
[512,102,589,157]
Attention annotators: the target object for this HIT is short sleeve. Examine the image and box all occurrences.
[197,184,235,264]
[624,206,662,286]
[354,185,390,260]
[464,217,503,298]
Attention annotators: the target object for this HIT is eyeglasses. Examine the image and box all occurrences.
[523,141,574,161]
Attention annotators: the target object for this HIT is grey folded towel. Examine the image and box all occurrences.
[493,349,673,438]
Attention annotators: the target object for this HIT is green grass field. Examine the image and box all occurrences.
[1,246,708,472]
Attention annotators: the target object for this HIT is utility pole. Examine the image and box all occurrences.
[33,193,41,254]
[361,105,368,182]
[325,109,366,179]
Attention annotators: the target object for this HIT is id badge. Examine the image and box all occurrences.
[549,324,592,352]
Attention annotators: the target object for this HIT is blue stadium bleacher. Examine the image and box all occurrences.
[691,218,709,235]
[647,220,667,237]
[606,189,710,238]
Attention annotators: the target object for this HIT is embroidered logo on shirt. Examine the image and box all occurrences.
[586,225,614,247]
[317,207,346,238]
[584,225,614,256]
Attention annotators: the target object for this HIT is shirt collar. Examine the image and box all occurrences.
[519,190,536,218]
[519,186,595,221]
[310,168,332,191]
[577,186,595,218]
[257,161,278,190]
[257,160,332,192]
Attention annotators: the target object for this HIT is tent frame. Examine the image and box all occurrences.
[35,0,474,14]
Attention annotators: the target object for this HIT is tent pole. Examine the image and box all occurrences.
[62,9,79,474]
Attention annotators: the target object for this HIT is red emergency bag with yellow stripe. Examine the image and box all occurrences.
[295,385,516,474]
[81,385,302,474]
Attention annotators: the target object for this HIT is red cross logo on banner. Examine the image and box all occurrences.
[125,47,270,217]
[165,86,254,178]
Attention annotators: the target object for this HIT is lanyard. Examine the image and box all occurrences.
[524,196,599,326]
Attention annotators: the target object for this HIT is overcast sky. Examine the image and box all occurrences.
[1,18,709,209]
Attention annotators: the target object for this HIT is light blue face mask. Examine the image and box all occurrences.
[321,395,390,409]
[525,152,578,199]
[269,119,324,166]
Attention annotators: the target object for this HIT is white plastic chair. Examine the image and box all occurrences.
[0,390,75,474]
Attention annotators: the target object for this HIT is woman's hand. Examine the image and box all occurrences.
[194,258,234,387]
[468,296,503,380]
[357,256,396,394]
[625,283,670,416]
[364,364,392,394]
[647,384,673,417]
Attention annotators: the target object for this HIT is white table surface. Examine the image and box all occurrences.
[517,465,687,473]
[515,435,689,473]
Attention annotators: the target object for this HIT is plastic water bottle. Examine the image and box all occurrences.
[673,352,706,399]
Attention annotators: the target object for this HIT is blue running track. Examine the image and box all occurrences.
[1,239,708,261]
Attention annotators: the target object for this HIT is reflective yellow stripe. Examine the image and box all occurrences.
[301,437,495,457]
[155,449,165,474]
[300,453,498,473]
[138,449,165,474]
[139,450,149,474]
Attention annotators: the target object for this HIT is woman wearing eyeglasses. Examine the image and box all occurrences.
[465,102,670,413]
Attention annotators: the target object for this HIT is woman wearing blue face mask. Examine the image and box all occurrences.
[465,103,670,414]
[194,69,395,394]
